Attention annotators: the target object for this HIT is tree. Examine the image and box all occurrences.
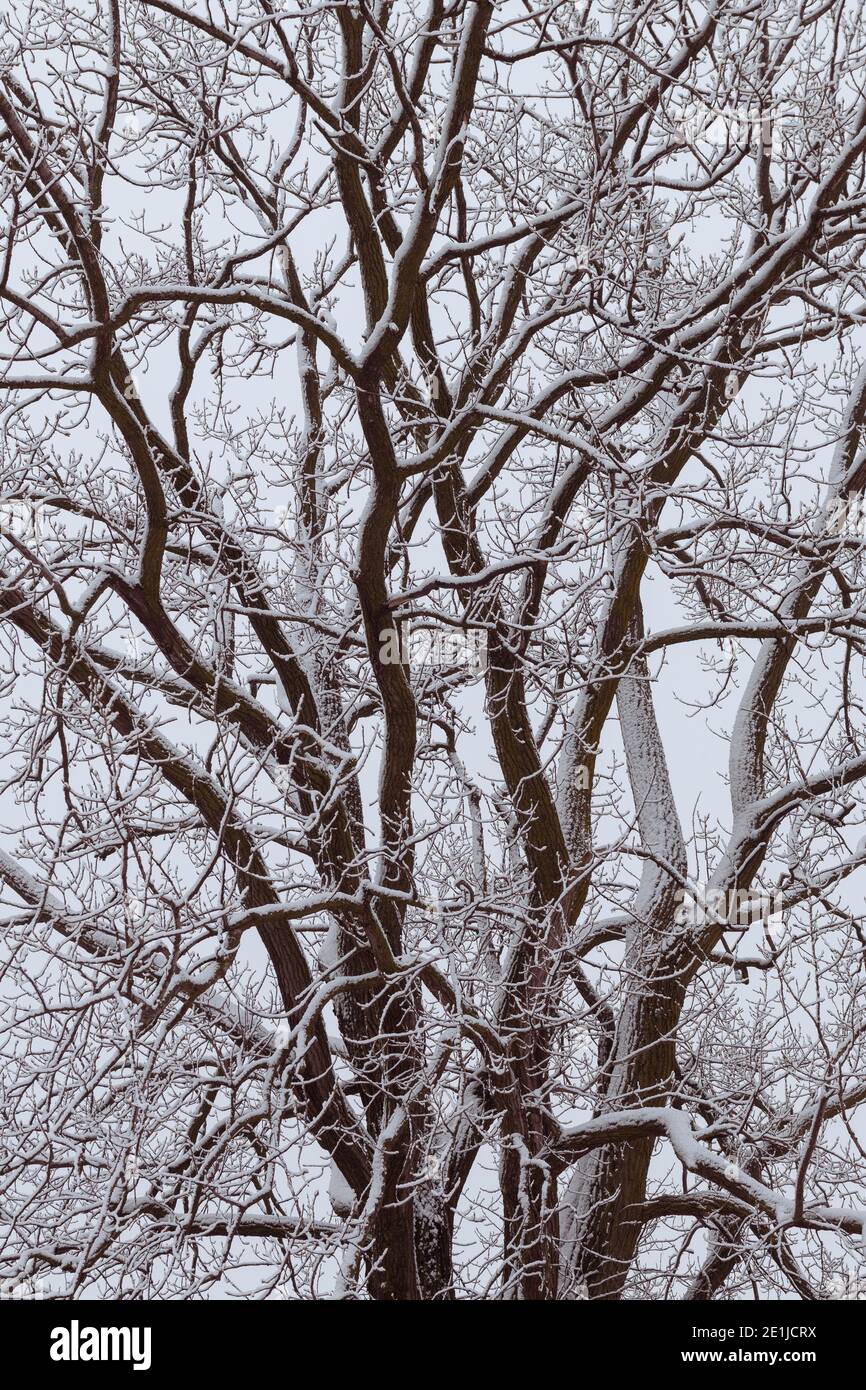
[2,0,866,1302]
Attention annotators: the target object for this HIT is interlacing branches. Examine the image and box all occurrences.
[1,0,866,1300]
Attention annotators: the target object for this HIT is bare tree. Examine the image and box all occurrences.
[2,0,866,1302]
